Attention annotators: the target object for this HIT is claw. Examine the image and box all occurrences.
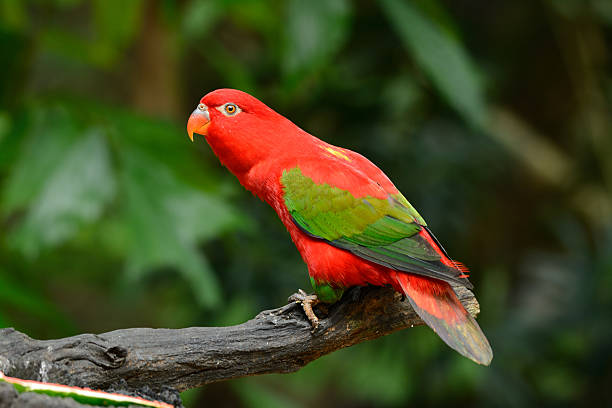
[287,289,320,331]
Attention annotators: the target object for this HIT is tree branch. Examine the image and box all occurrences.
[0,286,479,400]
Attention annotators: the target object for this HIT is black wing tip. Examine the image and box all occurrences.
[459,276,475,290]
[292,215,477,290]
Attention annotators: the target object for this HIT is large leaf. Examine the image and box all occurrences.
[380,0,487,128]
[10,129,115,257]
[120,150,239,309]
[283,0,351,83]
[2,107,78,213]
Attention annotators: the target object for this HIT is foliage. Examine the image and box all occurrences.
[0,0,611,407]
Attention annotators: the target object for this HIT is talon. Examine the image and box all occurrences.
[287,289,320,330]
[302,296,320,330]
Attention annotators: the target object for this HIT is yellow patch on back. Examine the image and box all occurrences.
[320,145,352,162]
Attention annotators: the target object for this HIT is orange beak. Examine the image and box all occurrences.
[187,106,211,141]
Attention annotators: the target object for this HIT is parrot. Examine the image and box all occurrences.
[187,88,493,365]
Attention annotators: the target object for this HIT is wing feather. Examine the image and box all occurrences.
[281,162,471,287]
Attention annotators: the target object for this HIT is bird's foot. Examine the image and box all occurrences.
[288,289,321,331]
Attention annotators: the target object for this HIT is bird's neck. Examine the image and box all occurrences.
[205,122,315,193]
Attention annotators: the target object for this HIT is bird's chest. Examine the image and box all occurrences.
[245,161,395,290]
[286,222,395,291]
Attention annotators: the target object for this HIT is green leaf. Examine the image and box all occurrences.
[380,0,487,128]
[2,107,79,213]
[120,150,239,309]
[10,129,115,257]
[283,0,351,83]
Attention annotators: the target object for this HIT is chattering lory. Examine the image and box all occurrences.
[187,89,492,365]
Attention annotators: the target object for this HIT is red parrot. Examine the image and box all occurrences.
[187,89,493,365]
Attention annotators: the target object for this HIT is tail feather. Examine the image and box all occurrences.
[450,260,471,279]
[396,272,493,365]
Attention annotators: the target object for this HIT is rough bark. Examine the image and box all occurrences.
[0,285,479,406]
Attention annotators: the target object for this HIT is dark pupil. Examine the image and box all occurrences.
[227,105,235,112]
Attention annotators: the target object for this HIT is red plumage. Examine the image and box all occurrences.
[187,89,493,365]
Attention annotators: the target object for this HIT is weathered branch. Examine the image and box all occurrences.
[0,286,479,402]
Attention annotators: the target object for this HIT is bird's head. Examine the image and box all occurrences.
[187,89,308,176]
[187,88,285,141]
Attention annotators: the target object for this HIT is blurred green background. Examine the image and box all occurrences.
[1,0,611,406]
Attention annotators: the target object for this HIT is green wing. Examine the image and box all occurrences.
[281,166,470,287]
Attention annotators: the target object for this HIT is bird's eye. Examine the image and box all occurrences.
[197,103,206,111]
[217,102,242,116]
[225,104,237,115]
